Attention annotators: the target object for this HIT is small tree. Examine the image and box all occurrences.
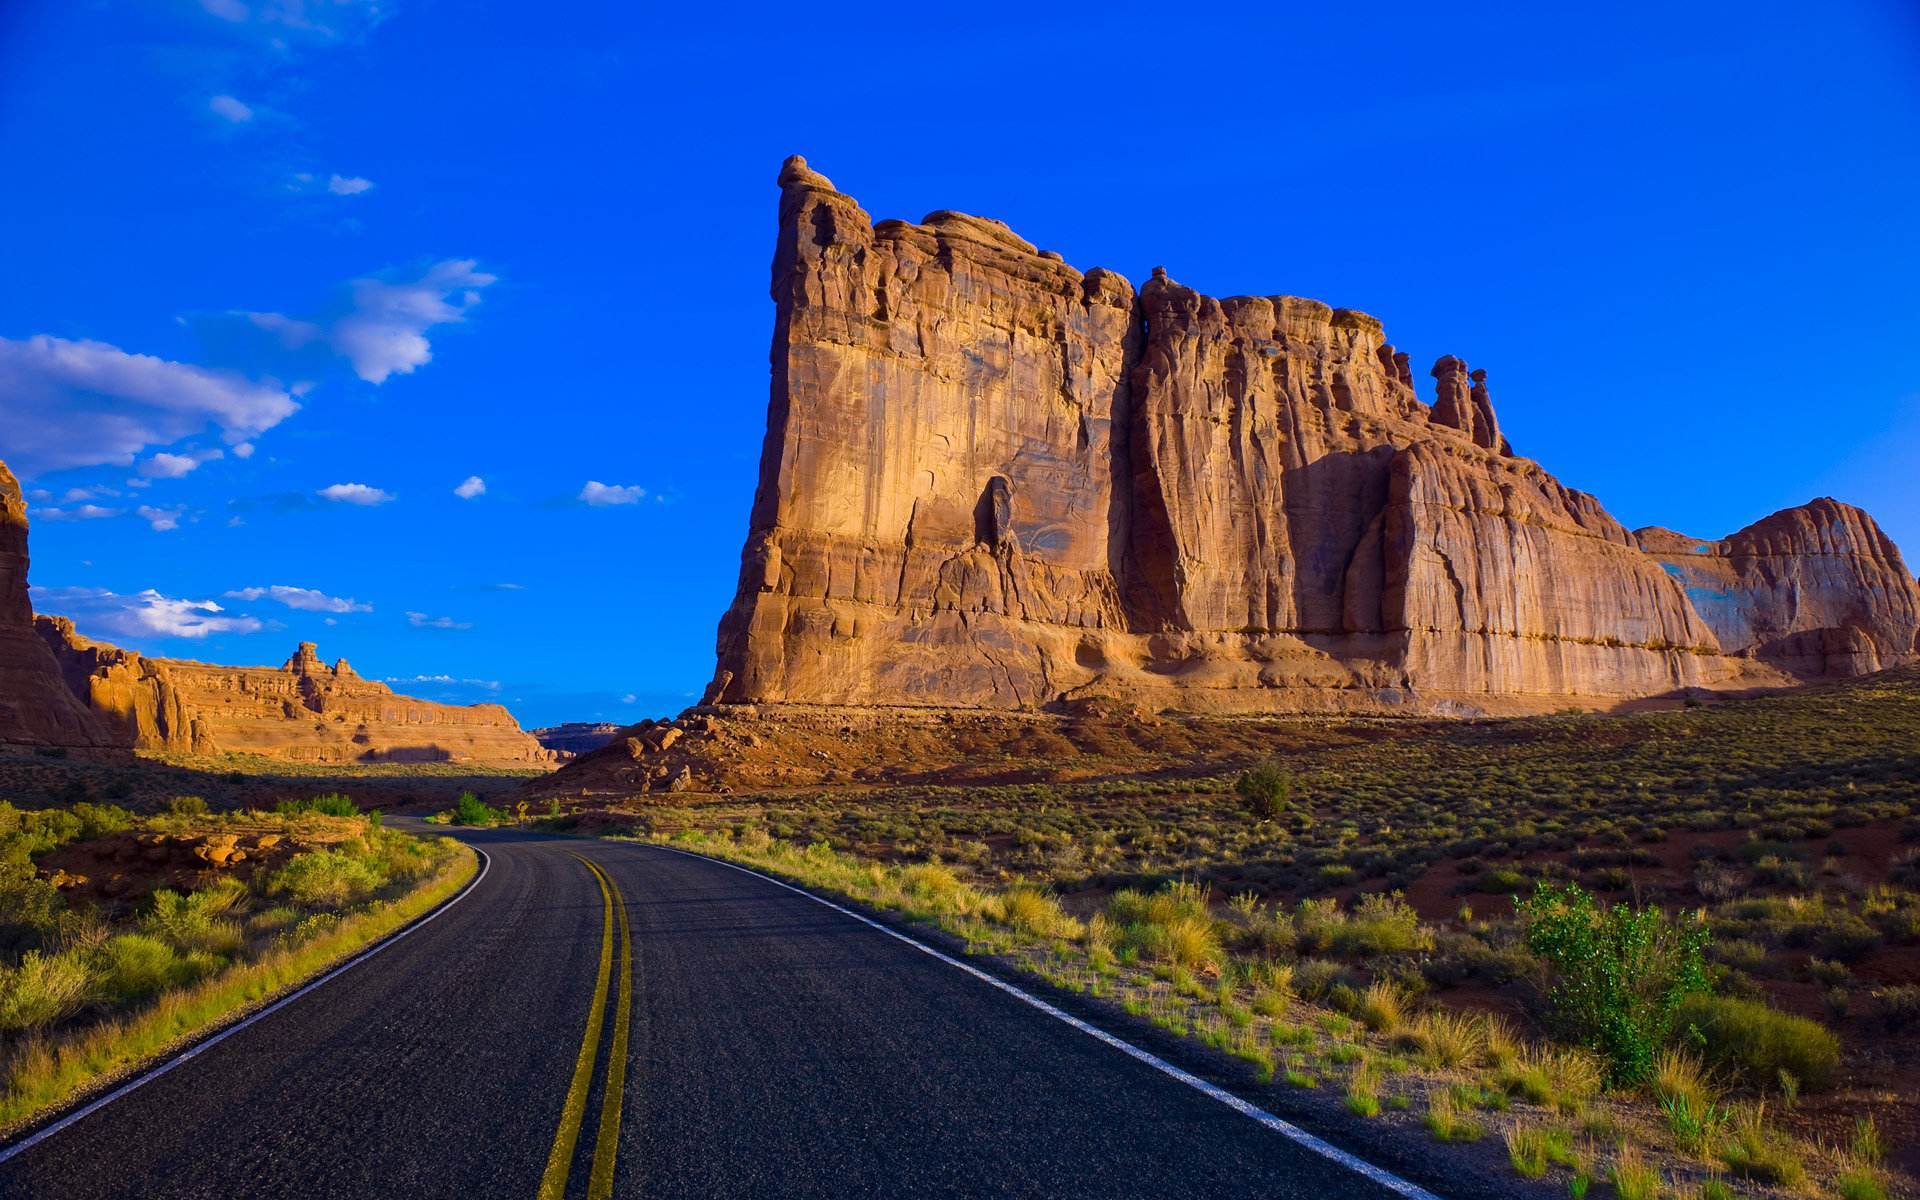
[1518,880,1710,1085]
[1235,760,1297,821]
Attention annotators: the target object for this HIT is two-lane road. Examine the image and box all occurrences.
[0,826,1451,1199]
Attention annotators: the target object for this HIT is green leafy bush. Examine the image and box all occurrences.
[451,791,503,826]
[1235,761,1297,820]
[276,794,359,817]
[93,934,190,1002]
[0,950,91,1032]
[1518,881,1710,1084]
[1676,994,1839,1091]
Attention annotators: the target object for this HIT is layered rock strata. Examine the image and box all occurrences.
[35,627,553,764]
[1638,500,1920,678]
[707,157,1816,716]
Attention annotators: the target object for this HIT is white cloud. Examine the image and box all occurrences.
[621,693,638,705]
[317,482,393,505]
[453,475,485,500]
[37,504,123,521]
[579,480,646,506]
[328,174,375,196]
[0,335,297,474]
[136,505,185,532]
[141,452,196,478]
[232,442,256,459]
[32,586,263,640]
[199,0,387,39]
[223,584,371,613]
[406,611,472,630]
[329,259,496,384]
[209,94,254,123]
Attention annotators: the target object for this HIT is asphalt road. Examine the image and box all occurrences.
[0,826,1449,1199]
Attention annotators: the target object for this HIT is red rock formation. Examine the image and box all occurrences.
[1637,499,1920,677]
[707,157,1750,716]
[0,461,118,747]
[37,625,554,765]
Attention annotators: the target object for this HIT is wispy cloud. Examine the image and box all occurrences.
[199,0,389,40]
[384,673,501,691]
[242,259,496,386]
[139,448,224,479]
[327,174,375,196]
[36,504,123,522]
[32,586,263,640]
[406,611,472,630]
[209,94,254,123]
[0,335,297,475]
[579,480,646,507]
[453,475,486,500]
[317,482,393,505]
[224,584,371,613]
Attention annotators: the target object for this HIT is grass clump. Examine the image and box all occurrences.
[1717,1104,1805,1188]
[1424,1088,1484,1142]
[1608,1142,1661,1200]
[1505,1122,1551,1178]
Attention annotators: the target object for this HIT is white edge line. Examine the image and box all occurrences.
[0,846,491,1168]
[646,844,1443,1200]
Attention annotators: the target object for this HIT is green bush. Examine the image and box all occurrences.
[166,795,208,817]
[1676,994,1839,1091]
[451,792,502,827]
[277,794,358,818]
[1235,761,1297,821]
[1519,881,1710,1084]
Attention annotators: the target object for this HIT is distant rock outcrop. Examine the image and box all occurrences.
[0,461,117,747]
[531,722,625,757]
[35,625,555,765]
[1638,499,1920,678]
[707,157,1844,716]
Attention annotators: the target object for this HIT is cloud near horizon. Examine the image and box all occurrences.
[224,584,371,613]
[32,586,264,640]
[0,335,298,476]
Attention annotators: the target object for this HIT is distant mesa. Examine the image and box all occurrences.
[0,457,552,764]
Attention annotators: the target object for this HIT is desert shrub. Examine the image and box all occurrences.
[1495,1044,1604,1111]
[277,794,358,818]
[93,933,190,1002]
[0,869,65,953]
[994,886,1079,940]
[141,880,247,956]
[1519,881,1709,1084]
[1356,980,1403,1034]
[1866,984,1920,1032]
[0,950,91,1032]
[166,795,208,817]
[1293,892,1430,957]
[1235,760,1297,821]
[1675,995,1838,1091]
[1423,1088,1484,1142]
[264,849,387,908]
[1404,1009,1484,1068]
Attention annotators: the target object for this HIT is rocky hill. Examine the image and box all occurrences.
[531,722,625,757]
[705,156,1916,718]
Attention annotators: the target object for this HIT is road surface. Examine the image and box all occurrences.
[0,824,1462,1199]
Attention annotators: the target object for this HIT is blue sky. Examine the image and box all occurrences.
[3,0,1916,728]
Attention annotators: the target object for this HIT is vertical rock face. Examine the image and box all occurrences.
[0,461,118,746]
[1638,500,1920,677]
[35,626,555,765]
[706,159,1773,715]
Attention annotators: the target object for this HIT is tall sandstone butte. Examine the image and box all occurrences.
[0,461,116,745]
[708,158,1917,715]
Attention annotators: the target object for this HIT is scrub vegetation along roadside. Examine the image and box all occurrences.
[0,796,473,1135]
[559,668,1920,1199]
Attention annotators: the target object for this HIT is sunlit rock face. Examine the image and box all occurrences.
[1639,500,1920,679]
[706,158,1919,716]
[0,459,118,746]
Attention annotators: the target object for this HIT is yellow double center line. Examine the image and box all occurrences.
[538,854,634,1200]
